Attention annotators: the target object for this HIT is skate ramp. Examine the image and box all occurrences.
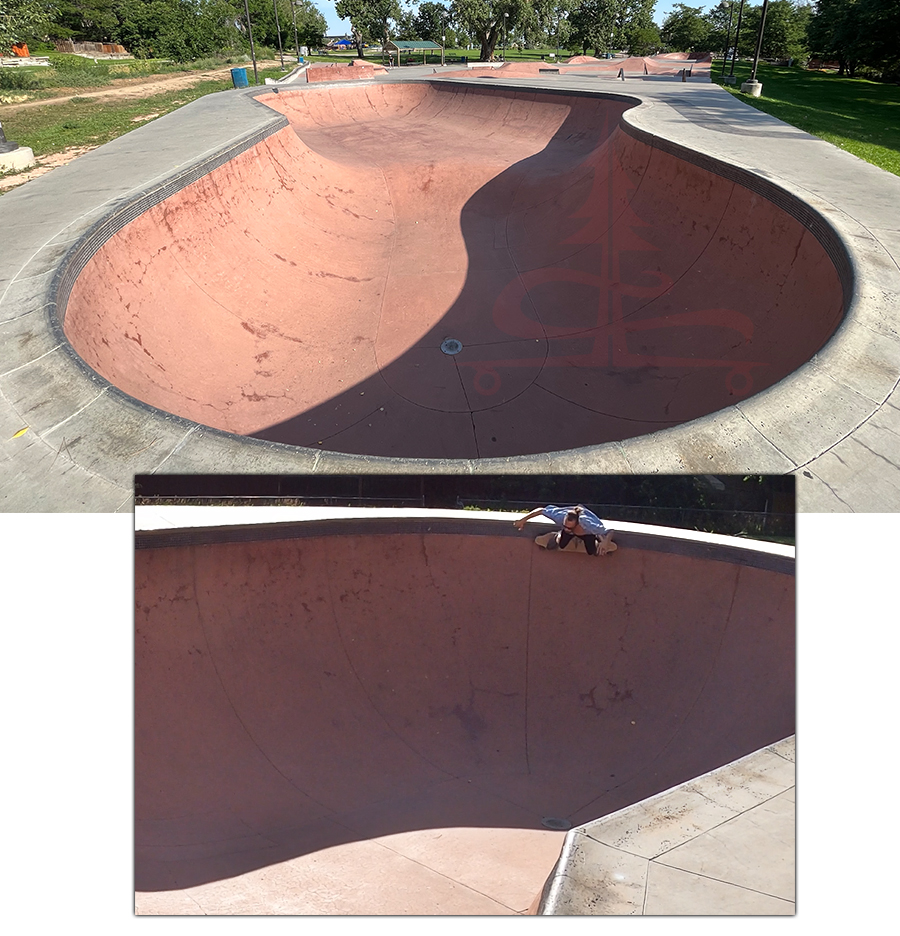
[64,81,843,461]
[135,517,795,914]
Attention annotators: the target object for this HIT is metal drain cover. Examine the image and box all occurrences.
[440,338,463,355]
[541,817,572,831]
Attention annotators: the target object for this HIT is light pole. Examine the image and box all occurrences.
[273,0,285,70]
[242,0,258,84]
[503,11,508,60]
[726,0,745,85]
[291,1,300,62]
[441,34,446,67]
[721,0,735,78]
[744,0,771,95]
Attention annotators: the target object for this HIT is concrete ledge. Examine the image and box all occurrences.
[0,146,36,173]
[538,736,795,914]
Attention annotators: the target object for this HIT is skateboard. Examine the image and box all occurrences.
[534,530,617,555]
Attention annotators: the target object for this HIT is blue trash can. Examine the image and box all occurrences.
[231,67,249,89]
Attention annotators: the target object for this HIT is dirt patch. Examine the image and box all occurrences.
[0,60,281,114]
[0,145,98,191]
[0,60,283,192]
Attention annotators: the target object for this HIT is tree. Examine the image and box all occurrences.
[290,0,328,51]
[659,3,710,53]
[335,0,401,56]
[569,0,617,55]
[450,0,529,61]
[857,0,900,79]
[807,0,863,74]
[48,1,120,42]
[413,1,452,42]
[1,0,51,51]
[737,0,809,60]
[625,23,660,54]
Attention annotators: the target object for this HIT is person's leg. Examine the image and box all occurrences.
[580,534,598,555]
[557,530,574,550]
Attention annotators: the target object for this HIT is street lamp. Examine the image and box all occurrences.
[291,1,301,63]
[721,0,735,78]
[442,34,446,67]
[503,11,508,60]
[242,0,259,84]
[726,0,746,85]
[744,0,771,96]
[273,0,285,70]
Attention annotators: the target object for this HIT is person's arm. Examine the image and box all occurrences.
[513,507,548,530]
[577,508,608,536]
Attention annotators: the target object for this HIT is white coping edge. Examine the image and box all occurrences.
[133,505,794,558]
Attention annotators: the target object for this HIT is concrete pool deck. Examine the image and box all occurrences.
[134,509,794,915]
[2,68,898,511]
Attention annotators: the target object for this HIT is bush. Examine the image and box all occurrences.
[0,70,39,91]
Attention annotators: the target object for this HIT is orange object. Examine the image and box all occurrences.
[11,42,29,57]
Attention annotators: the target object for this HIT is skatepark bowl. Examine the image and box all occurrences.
[61,80,845,461]
[134,514,795,914]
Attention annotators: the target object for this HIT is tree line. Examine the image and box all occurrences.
[3,0,898,77]
[1,1,329,61]
[660,1,899,78]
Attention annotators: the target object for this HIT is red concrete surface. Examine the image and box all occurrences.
[435,54,711,79]
[135,526,794,914]
[306,61,387,82]
[65,82,842,459]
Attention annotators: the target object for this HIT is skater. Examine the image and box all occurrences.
[513,505,609,555]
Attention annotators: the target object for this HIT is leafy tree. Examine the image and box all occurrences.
[413,1,453,42]
[115,0,240,61]
[335,0,401,56]
[737,0,809,60]
[625,23,660,54]
[289,0,328,51]
[569,0,617,55]
[807,0,863,74]
[450,0,529,61]
[857,0,900,79]
[48,1,120,41]
[808,0,900,77]
[659,3,710,53]
[1,0,52,51]
[703,0,735,56]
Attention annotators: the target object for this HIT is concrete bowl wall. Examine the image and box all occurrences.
[63,82,844,460]
[135,516,794,912]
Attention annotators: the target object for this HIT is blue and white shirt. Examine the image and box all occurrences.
[541,506,608,536]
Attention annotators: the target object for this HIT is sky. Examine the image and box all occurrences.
[319,2,707,37]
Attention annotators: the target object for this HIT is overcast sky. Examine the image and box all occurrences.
[319,2,705,37]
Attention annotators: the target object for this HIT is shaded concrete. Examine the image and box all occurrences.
[135,512,794,914]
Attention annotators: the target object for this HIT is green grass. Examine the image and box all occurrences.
[713,60,900,176]
[0,65,286,161]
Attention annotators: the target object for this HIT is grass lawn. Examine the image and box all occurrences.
[0,65,285,161]
[713,60,900,176]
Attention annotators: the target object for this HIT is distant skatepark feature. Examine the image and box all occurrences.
[63,81,843,460]
[135,516,794,914]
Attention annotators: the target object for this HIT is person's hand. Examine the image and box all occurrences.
[513,518,525,530]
